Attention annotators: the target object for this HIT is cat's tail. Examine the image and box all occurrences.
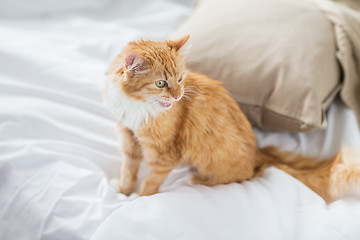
[255,146,360,203]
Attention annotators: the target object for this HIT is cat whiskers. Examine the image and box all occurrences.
[183,87,207,106]
[181,94,194,103]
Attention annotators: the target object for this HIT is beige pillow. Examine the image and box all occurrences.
[172,0,341,132]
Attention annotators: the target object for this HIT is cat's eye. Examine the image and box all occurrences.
[178,76,183,83]
[155,80,167,88]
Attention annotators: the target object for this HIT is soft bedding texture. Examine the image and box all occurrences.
[1,0,360,240]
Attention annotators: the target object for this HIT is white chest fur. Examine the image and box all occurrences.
[104,77,160,130]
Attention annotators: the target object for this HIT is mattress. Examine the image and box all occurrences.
[0,0,359,239]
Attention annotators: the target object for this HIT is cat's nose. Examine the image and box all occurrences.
[173,95,181,100]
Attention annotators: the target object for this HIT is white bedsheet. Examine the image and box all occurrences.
[0,0,359,239]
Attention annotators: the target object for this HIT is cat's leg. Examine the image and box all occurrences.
[118,126,143,195]
[139,157,176,196]
[191,173,213,185]
[191,159,254,186]
[191,171,252,186]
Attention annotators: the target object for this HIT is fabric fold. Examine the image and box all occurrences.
[311,0,360,127]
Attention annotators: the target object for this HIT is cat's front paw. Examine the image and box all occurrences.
[110,177,135,196]
[117,175,138,195]
[109,178,133,196]
[119,183,134,196]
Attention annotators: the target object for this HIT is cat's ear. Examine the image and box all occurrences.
[169,34,190,52]
[124,52,147,74]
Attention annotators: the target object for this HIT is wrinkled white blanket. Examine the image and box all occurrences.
[0,0,359,239]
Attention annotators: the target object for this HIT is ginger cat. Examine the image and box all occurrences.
[104,35,360,203]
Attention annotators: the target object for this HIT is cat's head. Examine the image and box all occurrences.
[108,35,190,111]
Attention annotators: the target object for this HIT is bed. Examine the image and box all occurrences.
[1,0,360,239]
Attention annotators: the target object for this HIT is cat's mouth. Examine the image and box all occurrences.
[157,100,172,109]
